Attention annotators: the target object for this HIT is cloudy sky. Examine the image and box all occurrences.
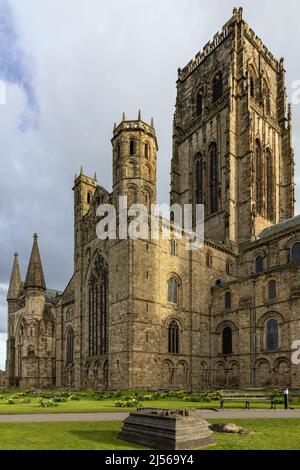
[1,0,300,370]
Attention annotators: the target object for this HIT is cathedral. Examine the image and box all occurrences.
[5,8,300,390]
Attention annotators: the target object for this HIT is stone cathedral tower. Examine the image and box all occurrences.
[111,112,158,210]
[171,7,294,247]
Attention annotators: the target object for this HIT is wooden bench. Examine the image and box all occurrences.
[220,394,277,409]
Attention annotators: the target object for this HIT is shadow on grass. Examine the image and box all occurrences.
[69,429,147,450]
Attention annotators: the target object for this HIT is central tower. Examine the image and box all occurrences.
[171,7,294,247]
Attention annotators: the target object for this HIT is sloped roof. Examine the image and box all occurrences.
[24,234,46,290]
[258,215,300,239]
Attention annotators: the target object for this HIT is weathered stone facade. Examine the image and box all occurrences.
[5,8,300,390]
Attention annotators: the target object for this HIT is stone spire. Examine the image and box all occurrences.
[7,253,22,300]
[24,234,46,291]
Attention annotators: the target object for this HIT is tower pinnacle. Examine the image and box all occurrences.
[7,252,22,300]
[24,234,46,291]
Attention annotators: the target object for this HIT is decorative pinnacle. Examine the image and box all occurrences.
[94,172,97,181]
[75,173,77,180]
[80,166,83,175]
[151,117,154,128]
[14,252,19,258]
[34,233,38,240]
[138,110,141,120]
[114,122,117,130]
[122,112,126,121]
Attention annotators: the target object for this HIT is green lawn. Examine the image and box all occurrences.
[1,398,297,414]
[0,419,299,450]
[1,393,298,414]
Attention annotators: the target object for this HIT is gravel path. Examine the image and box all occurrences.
[0,409,300,422]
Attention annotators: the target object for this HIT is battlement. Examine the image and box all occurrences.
[73,169,97,188]
[113,119,156,137]
[178,7,281,82]
[112,112,158,149]
[243,23,280,71]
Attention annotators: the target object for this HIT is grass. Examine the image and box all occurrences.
[0,419,299,450]
[1,397,298,414]
[1,389,299,414]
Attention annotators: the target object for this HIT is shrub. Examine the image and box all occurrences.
[52,397,68,403]
[270,389,284,404]
[6,398,15,405]
[115,398,142,408]
[140,394,155,401]
[69,394,80,401]
[18,397,32,404]
[39,399,58,408]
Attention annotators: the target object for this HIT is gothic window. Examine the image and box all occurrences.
[168,320,180,354]
[130,139,135,156]
[264,89,271,114]
[209,143,218,214]
[88,255,109,356]
[255,255,264,274]
[212,72,223,103]
[196,91,203,116]
[255,139,262,214]
[144,143,150,159]
[195,154,203,205]
[266,319,279,351]
[87,192,92,204]
[291,243,300,265]
[116,144,121,160]
[226,260,232,275]
[168,276,178,304]
[66,307,74,322]
[66,327,74,364]
[266,149,274,220]
[268,280,277,300]
[222,327,232,355]
[170,239,176,256]
[250,76,255,98]
[206,251,212,267]
[225,291,232,310]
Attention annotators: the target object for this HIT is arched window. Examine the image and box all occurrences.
[264,89,271,114]
[250,75,255,98]
[66,328,74,364]
[196,92,203,116]
[266,149,274,220]
[255,255,264,274]
[88,255,109,356]
[226,260,232,275]
[212,72,223,103]
[144,143,150,159]
[255,139,262,214]
[195,154,203,205]
[129,139,135,156]
[222,327,232,354]
[291,243,300,265]
[268,280,277,300]
[266,319,278,350]
[168,277,178,304]
[209,143,218,214]
[206,251,212,268]
[116,144,121,160]
[170,239,176,256]
[87,192,92,204]
[225,291,232,310]
[168,320,180,354]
